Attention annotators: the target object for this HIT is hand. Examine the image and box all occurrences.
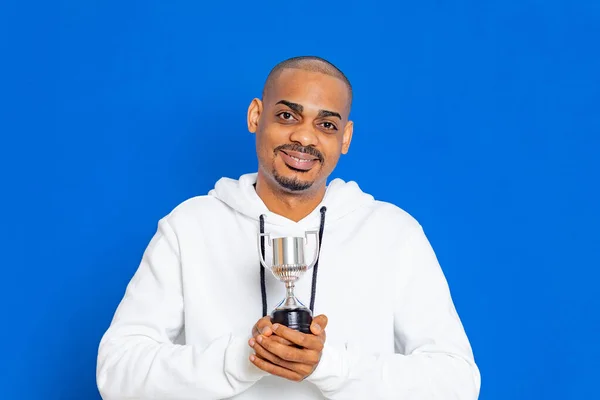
[248,314,328,382]
[251,316,294,347]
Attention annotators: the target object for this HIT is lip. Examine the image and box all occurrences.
[279,150,320,171]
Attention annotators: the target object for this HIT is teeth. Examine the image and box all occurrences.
[291,156,312,163]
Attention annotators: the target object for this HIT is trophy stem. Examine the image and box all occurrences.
[285,281,295,300]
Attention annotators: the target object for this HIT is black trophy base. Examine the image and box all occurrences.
[271,308,313,334]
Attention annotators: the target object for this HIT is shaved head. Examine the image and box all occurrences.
[262,56,353,108]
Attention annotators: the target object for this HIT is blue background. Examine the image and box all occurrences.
[1,1,598,399]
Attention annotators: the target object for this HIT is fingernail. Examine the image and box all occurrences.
[249,338,255,347]
[261,327,271,335]
[272,324,280,331]
[250,355,255,362]
[257,335,263,344]
[313,323,321,333]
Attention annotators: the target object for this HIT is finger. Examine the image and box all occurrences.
[272,324,324,351]
[251,342,313,376]
[310,314,328,336]
[249,354,304,382]
[269,335,295,346]
[249,338,267,361]
[253,316,273,337]
[250,334,294,347]
[257,335,320,364]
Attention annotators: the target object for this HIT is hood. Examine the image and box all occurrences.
[208,172,374,228]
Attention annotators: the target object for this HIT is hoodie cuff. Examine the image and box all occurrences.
[305,342,347,392]
[224,335,269,382]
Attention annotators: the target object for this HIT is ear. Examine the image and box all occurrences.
[341,120,353,154]
[247,98,263,134]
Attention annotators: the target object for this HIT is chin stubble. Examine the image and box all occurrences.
[273,170,314,191]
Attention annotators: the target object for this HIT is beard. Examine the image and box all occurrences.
[273,169,314,191]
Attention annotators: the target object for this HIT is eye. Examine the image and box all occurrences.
[320,121,338,131]
[277,111,295,121]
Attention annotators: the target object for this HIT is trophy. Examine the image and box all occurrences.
[258,231,320,333]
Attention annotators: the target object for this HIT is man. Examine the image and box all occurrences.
[96,56,481,399]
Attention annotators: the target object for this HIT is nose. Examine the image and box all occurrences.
[289,125,319,147]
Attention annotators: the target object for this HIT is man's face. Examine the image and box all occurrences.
[248,69,353,193]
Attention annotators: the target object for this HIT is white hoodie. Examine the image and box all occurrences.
[97,172,481,400]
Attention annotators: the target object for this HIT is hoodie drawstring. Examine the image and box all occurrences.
[309,206,327,313]
[259,206,327,318]
[259,214,268,317]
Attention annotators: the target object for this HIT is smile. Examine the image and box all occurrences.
[279,150,320,171]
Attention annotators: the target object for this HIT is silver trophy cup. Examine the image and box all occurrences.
[258,231,320,332]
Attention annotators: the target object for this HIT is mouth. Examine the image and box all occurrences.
[279,150,320,171]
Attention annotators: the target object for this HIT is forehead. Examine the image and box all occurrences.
[265,68,350,115]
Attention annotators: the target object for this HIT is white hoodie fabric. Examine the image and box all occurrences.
[96,172,481,400]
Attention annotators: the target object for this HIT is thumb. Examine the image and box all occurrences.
[310,314,328,335]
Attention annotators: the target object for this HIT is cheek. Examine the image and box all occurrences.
[256,127,284,160]
[258,125,284,146]
[323,154,341,171]
[256,128,273,148]
[321,138,343,163]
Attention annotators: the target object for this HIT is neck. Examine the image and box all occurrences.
[255,171,326,222]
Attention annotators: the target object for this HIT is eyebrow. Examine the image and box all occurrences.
[276,100,342,120]
[317,109,342,120]
[276,100,303,114]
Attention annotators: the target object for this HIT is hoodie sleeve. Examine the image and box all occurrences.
[305,225,481,399]
[96,217,267,400]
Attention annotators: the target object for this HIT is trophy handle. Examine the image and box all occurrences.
[305,230,320,270]
[257,232,271,269]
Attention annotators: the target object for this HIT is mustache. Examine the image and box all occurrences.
[274,144,324,162]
